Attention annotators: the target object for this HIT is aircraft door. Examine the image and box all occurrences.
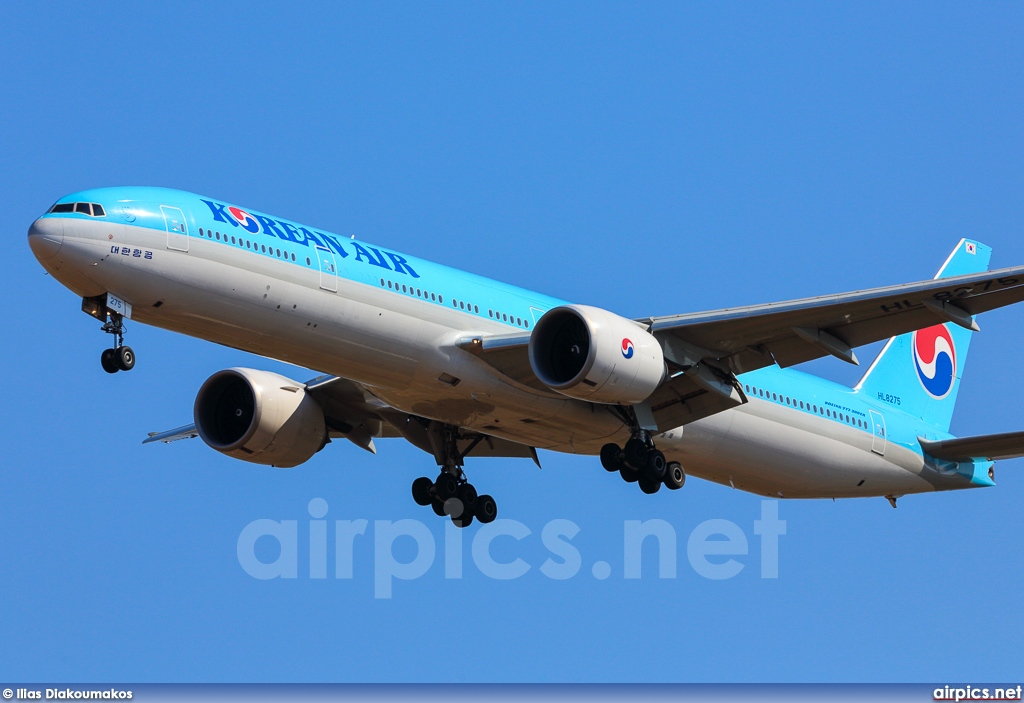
[316,245,338,292]
[161,205,189,252]
[869,410,887,455]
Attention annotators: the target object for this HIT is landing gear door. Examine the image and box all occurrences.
[869,409,886,455]
[316,245,338,292]
[161,205,189,252]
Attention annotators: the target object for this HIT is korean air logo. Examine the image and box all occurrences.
[621,338,634,359]
[912,324,957,399]
[228,206,260,234]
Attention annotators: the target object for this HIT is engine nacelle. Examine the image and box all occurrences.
[529,304,666,405]
[194,368,327,468]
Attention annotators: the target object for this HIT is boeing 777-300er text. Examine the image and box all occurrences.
[28,187,1024,524]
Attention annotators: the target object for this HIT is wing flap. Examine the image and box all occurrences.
[920,431,1024,462]
[645,371,745,431]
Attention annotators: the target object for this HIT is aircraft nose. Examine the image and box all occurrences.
[28,217,64,260]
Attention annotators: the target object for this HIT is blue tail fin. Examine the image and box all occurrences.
[854,239,991,432]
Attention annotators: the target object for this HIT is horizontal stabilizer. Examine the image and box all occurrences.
[144,424,199,444]
[919,431,1024,462]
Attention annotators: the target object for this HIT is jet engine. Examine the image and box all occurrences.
[194,368,327,467]
[529,305,666,405]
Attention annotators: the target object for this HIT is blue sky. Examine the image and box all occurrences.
[2,1,1023,683]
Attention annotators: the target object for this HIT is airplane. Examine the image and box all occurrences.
[28,186,1024,526]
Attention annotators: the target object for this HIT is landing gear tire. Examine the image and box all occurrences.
[624,438,649,471]
[644,450,667,481]
[101,348,120,374]
[452,511,474,527]
[434,473,458,501]
[443,497,466,518]
[448,494,475,527]
[600,443,623,472]
[619,465,639,483]
[664,462,685,490]
[475,494,497,524]
[638,476,662,494]
[412,477,434,506]
[457,483,478,513]
[117,345,136,371]
[431,500,446,517]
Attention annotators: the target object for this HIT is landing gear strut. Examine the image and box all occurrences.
[600,409,685,494]
[99,313,135,374]
[410,423,498,528]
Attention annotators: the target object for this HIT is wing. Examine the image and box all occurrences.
[920,431,1024,462]
[143,372,542,461]
[144,424,199,444]
[646,264,1024,375]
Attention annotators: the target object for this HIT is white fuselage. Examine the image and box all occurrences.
[29,211,975,500]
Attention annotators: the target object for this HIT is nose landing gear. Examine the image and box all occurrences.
[99,313,135,374]
[82,295,137,374]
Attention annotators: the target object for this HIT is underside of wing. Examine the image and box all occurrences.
[145,371,543,462]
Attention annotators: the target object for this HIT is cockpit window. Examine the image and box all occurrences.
[50,202,106,217]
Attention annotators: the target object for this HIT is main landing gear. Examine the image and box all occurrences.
[600,433,686,494]
[410,424,498,528]
[98,313,135,374]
